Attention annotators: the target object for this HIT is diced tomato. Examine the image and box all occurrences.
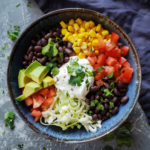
[121,46,129,56]
[115,75,123,81]
[104,66,115,76]
[48,88,56,97]
[41,105,48,111]
[33,95,45,108]
[105,47,121,57]
[31,110,42,117]
[111,32,119,44]
[42,97,54,106]
[94,74,103,80]
[93,64,100,70]
[119,57,127,65]
[121,77,131,83]
[106,57,117,66]
[30,107,40,112]
[34,116,41,122]
[114,71,120,78]
[120,67,126,74]
[39,88,49,96]
[122,67,134,81]
[91,56,98,63]
[122,61,131,68]
[114,63,122,71]
[98,37,105,49]
[87,57,95,65]
[96,79,105,87]
[25,97,33,106]
[22,88,24,94]
[86,51,95,57]
[97,54,106,66]
[105,41,115,51]
[93,46,100,50]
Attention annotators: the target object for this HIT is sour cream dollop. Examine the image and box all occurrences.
[53,56,94,100]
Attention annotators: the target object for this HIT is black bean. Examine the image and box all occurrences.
[51,38,55,42]
[102,94,109,99]
[31,39,37,45]
[117,43,123,48]
[44,32,53,39]
[67,42,73,49]
[103,77,109,81]
[52,27,56,31]
[22,61,28,66]
[55,39,59,43]
[28,45,34,52]
[121,96,129,104]
[112,97,118,104]
[85,98,90,104]
[57,63,62,68]
[32,56,37,61]
[56,28,61,33]
[114,88,121,96]
[57,56,63,64]
[104,103,109,109]
[104,98,109,103]
[56,44,60,49]
[34,52,37,55]
[24,55,28,61]
[117,81,127,89]
[112,107,118,115]
[53,32,60,37]
[34,46,42,52]
[48,57,51,61]
[64,57,69,63]
[98,114,102,120]
[101,109,107,115]
[99,101,103,105]
[36,53,43,58]
[90,86,99,93]
[108,79,115,84]
[64,48,73,56]
[121,92,126,97]
[36,34,41,41]
[104,83,110,89]
[90,95,95,101]
[90,106,95,110]
[28,52,34,61]
[28,61,32,65]
[25,66,28,69]
[95,95,100,100]
[41,30,47,37]
[92,114,98,121]
[37,40,42,46]
[102,116,108,121]
[37,56,47,65]
[95,108,100,114]
[41,38,48,46]
[63,45,66,50]
[58,46,64,53]
[60,34,64,38]
[119,88,127,93]
[97,90,102,95]
[117,102,121,107]
[106,112,110,118]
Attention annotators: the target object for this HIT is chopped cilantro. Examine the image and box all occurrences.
[5,124,8,127]
[75,69,85,78]
[110,82,115,92]
[97,103,104,110]
[98,82,101,88]
[104,89,113,97]
[67,66,75,74]
[117,133,133,147]
[97,66,103,72]
[119,121,132,133]
[7,30,19,40]
[4,111,15,129]
[56,37,62,41]
[2,43,8,50]
[1,53,5,57]
[109,109,112,113]
[10,125,15,130]
[27,1,31,7]
[85,79,90,90]
[100,97,105,102]
[43,147,46,150]
[59,52,63,61]
[89,110,93,114]
[46,62,57,69]
[16,4,20,7]
[14,26,20,31]
[69,75,83,86]
[90,47,94,53]
[70,58,79,68]
[102,131,116,142]
[94,100,99,104]
[91,101,95,106]
[51,57,57,62]
[112,42,116,46]
[87,71,94,77]
[51,67,59,76]
[7,56,10,59]
[109,101,114,109]
[18,144,23,148]
[107,72,113,79]
[2,131,5,135]
[2,90,4,94]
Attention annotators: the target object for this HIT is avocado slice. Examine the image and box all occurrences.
[30,66,50,84]
[43,76,55,88]
[23,81,42,97]
[16,94,26,101]
[25,61,42,78]
[18,69,32,88]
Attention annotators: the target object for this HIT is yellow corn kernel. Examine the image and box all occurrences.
[106,34,111,40]
[82,48,87,51]
[91,26,96,31]
[96,24,101,32]
[102,30,109,36]
[68,36,75,43]
[89,30,96,38]
[68,26,74,32]
[74,31,78,34]
[75,18,82,25]
[73,47,81,53]
[77,39,82,46]
[74,23,79,31]
[79,28,85,33]
[103,39,107,42]
[89,20,95,28]
[61,29,68,35]
[60,21,67,29]
[87,42,92,47]
[81,42,87,49]
[82,21,86,27]
[72,34,78,41]
[88,36,93,42]
[95,50,99,55]
[69,19,74,25]
[80,24,84,28]
[82,38,86,42]
[99,27,103,34]
[72,42,77,48]
[87,29,91,32]
[78,32,86,38]
[96,33,102,38]
[78,52,85,59]
[63,32,72,41]
[85,22,90,30]
[92,39,99,47]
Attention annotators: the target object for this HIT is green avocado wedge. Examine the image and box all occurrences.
[16,94,26,101]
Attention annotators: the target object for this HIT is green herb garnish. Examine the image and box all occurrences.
[109,101,114,109]
[43,147,47,150]
[27,1,31,7]
[18,144,23,148]
[51,57,57,62]
[7,30,19,40]
[2,131,5,135]
[104,89,113,97]
[91,101,95,106]
[107,72,113,79]
[4,111,15,129]
[112,42,116,46]
[16,4,20,7]
[100,97,105,102]
[59,52,63,61]
[67,66,75,74]
[2,43,8,50]
[51,67,59,76]
[1,53,5,57]
[97,66,103,72]
[97,103,104,110]
[7,56,10,59]
[2,90,4,94]
[119,121,132,133]
[102,131,116,142]
[14,26,20,31]
[85,79,90,90]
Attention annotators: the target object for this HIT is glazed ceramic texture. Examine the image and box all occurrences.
[7,9,141,144]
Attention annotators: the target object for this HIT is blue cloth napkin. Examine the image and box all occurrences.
[35,0,150,122]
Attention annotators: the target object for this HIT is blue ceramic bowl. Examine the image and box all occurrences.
[7,8,141,143]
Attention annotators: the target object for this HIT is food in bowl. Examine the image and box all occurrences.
[16,18,133,133]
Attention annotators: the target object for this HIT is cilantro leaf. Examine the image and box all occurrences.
[104,89,113,97]
[10,125,15,130]
[117,133,133,147]
[43,147,46,150]
[5,111,14,120]
[2,90,4,94]
[51,57,57,62]
[2,131,5,135]
[59,52,63,61]
[90,47,94,53]
[18,144,24,148]
[94,100,99,104]
[70,58,79,68]
[91,101,95,106]
[87,71,94,77]
[75,69,85,79]
[112,42,116,46]
[85,79,90,90]
[51,67,59,76]
[110,82,115,92]
[68,75,83,86]
[14,26,20,31]
[119,121,132,133]
[109,101,114,109]
[46,62,57,69]
[101,131,116,142]
[67,66,75,74]
[1,53,5,57]
[97,66,103,72]
[2,43,8,50]
[107,72,113,79]
[100,97,105,102]
[16,4,20,7]
[109,109,112,113]
[7,30,19,40]
[97,103,104,110]
[27,1,31,7]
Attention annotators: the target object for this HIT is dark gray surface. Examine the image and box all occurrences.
[0,0,149,150]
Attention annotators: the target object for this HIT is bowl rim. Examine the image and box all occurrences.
[7,8,142,144]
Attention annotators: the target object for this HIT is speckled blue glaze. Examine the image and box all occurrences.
[7,9,141,143]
